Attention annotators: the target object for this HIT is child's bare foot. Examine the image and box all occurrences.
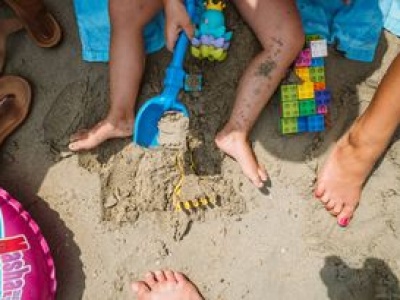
[215,126,268,188]
[315,127,384,227]
[68,118,133,151]
[132,270,203,300]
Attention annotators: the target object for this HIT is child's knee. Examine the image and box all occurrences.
[287,29,305,54]
[262,27,305,58]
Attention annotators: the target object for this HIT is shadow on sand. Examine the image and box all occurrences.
[321,256,400,300]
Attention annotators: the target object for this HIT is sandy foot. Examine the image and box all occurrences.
[68,118,133,151]
[215,128,268,188]
[132,270,203,300]
[315,130,383,227]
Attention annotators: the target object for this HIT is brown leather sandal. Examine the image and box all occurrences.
[0,18,23,72]
[4,0,62,48]
[0,75,31,145]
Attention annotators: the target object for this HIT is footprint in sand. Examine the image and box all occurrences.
[43,76,108,151]
[43,80,88,150]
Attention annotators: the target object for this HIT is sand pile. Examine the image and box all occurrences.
[89,113,244,238]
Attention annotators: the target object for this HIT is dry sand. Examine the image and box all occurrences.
[1,1,400,299]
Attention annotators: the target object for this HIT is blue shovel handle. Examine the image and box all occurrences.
[171,0,196,68]
[162,0,196,106]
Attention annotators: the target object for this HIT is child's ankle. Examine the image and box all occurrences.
[106,114,134,125]
[221,121,249,137]
[344,123,387,162]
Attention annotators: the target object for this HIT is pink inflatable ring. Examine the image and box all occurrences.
[0,188,56,300]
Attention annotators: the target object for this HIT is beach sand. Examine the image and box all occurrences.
[1,1,400,299]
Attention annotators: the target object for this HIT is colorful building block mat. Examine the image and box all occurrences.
[279,35,330,134]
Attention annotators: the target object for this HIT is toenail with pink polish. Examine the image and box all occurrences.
[338,218,349,227]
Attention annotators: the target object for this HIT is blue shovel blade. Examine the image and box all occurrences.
[134,97,189,148]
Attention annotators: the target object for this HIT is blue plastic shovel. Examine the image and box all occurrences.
[134,0,196,148]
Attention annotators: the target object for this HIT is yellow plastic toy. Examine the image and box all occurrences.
[172,150,216,213]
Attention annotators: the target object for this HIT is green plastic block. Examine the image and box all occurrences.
[306,35,324,48]
[310,66,325,74]
[280,117,298,134]
[281,101,299,117]
[299,100,316,116]
[310,67,325,82]
[280,85,298,102]
[306,34,322,42]
[312,74,325,83]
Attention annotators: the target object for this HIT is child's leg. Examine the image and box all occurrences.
[315,53,400,226]
[215,0,304,187]
[69,0,163,151]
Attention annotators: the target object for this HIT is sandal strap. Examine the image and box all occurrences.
[4,0,59,47]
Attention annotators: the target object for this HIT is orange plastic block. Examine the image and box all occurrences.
[314,82,326,91]
[297,82,315,99]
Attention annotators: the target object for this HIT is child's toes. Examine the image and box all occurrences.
[314,182,325,198]
[319,193,330,205]
[164,270,177,284]
[154,270,167,283]
[337,205,355,227]
[245,170,264,188]
[257,166,268,182]
[329,201,344,216]
[144,272,158,288]
[324,199,336,210]
[251,176,264,188]
[131,281,150,296]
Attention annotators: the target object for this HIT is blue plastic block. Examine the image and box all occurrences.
[307,115,325,132]
[297,116,308,132]
[311,58,324,67]
[184,74,203,92]
[315,90,331,105]
[316,98,329,106]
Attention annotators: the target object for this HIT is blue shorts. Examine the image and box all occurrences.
[73,0,203,62]
[296,0,383,62]
[73,0,166,62]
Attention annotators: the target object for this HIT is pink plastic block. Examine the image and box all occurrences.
[317,104,328,114]
[295,49,312,67]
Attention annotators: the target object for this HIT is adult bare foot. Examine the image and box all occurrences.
[132,270,204,300]
[215,126,268,188]
[315,127,385,227]
[68,117,133,151]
